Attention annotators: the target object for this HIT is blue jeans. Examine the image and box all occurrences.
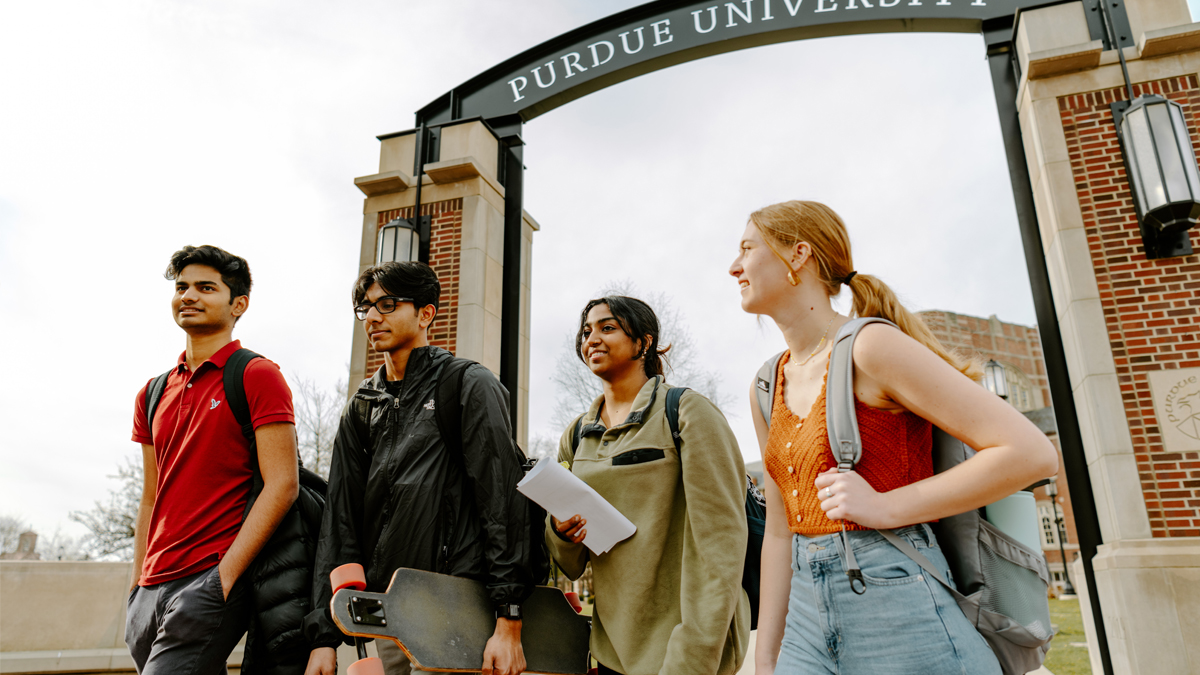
[776,525,1001,675]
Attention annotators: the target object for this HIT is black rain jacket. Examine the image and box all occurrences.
[304,346,534,648]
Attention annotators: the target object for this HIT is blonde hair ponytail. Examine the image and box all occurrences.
[750,201,980,380]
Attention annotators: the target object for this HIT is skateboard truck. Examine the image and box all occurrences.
[350,596,387,627]
[331,563,386,675]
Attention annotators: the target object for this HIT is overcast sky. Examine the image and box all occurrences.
[5,0,1191,542]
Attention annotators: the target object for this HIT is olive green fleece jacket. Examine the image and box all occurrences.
[546,377,750,675]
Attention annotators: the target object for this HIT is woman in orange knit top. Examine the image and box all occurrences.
[728,201,1058,675]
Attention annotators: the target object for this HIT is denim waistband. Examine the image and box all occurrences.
[793,523,936,563]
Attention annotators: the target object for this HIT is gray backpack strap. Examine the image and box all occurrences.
[824,317,898,595]
[878,530,962,598]
[754,351,785,428]
[825,318,898,471]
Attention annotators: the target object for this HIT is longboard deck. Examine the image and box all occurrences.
[331,568,591,675]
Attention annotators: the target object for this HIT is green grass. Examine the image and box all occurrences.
[1044,598,1093,675]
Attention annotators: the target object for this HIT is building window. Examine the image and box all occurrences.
[1002,363,1037,412]
[1038,502,1059,548]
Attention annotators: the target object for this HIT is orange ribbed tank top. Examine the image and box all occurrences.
[764,351,934,535]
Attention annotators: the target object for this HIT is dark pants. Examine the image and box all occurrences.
[125,565,251,675]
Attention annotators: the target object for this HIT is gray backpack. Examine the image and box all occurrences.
[755,317,1053,675]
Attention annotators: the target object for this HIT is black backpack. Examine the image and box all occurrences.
[144,349,327,672]
[431,356,553,586]
[570,386,765,629]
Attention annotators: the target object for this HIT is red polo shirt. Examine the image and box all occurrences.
[131,340,294,586]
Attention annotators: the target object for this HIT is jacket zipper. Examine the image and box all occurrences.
[365,382,402,581]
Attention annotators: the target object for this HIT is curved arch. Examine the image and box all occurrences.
[416,0,1102,126]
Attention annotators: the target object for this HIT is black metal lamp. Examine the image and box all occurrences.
[1097,0,1200,258]
[1045,477,1077,596]
[983,359,1009,400]
[1113,95,1200,258]
[376,217,420,264]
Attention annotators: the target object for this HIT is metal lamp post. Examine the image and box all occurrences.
[983,359,1009,400]
[1046,477,1077,596]
[376,217,420,264]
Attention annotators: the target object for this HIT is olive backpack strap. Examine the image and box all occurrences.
[143,370,174,443]
[755,352,784,429]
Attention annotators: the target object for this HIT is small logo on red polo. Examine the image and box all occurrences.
[210,399,222,410]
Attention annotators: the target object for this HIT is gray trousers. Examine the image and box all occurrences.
[125,565,251,675]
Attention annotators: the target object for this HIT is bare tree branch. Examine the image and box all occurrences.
[69,455,141,560]
[0,514,29,555]
[293,376,346,480]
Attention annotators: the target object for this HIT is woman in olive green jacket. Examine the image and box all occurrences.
[548,295,750,675]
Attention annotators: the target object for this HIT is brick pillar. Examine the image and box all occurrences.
[1014,0,1200,670]
[349,120,539,446]
[1058,77,1200,539]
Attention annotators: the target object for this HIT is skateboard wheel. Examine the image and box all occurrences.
[347,657,384,675]
[331,563,367,593]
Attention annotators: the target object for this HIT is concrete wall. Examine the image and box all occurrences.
[0,561,368,675]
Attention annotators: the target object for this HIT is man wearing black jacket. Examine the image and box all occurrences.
[304,261,533,675]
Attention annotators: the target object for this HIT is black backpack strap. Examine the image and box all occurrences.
[223,348,262,446]
[222,348,264,522]
[664,386,689,453]
[143,370,173,443]
[433,357,475,459]
[570,417,583,458]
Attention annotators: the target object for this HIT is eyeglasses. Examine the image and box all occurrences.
[354,296,413,321]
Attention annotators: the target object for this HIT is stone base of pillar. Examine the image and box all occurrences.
[1074,538,1200,674]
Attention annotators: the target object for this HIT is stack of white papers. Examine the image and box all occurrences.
[517,459,636,555]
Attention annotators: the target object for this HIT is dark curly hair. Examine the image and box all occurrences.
[164,245,252,302]
[575,295,671,378]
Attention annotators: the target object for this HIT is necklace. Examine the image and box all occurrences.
[793,315,836,366]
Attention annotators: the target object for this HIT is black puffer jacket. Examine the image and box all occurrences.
[240,467,326,675]
[304,346,534,649]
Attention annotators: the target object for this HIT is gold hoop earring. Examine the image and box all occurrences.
[787,271,800,286]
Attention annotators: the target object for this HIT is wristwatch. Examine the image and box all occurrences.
[495,603,522,620]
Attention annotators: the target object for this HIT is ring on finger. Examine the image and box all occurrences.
[824,487,833,499]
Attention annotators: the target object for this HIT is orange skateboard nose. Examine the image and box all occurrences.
[331,563,367,593]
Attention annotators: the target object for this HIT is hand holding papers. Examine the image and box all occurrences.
[517,459,636,555]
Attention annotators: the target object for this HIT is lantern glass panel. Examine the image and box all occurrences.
[401,227,417,260]
[1127,107,1166,210]
[1147,102,1190,203]
[378,226,396,264]
[1170,104,1200,198]
[984,360,1009,399]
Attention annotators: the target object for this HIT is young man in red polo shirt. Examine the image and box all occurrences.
[128,245,299,675]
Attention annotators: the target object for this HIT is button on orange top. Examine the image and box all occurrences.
[763,351,935,536]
